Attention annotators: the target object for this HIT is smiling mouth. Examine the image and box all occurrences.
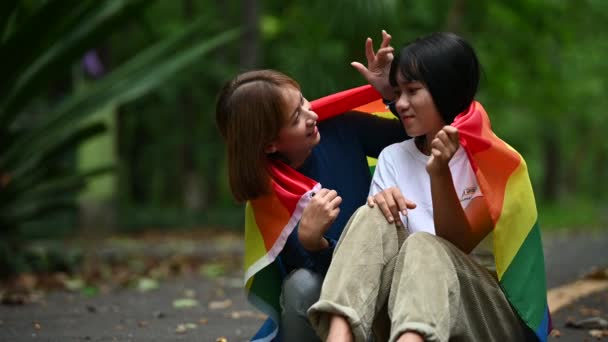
[307,126,318,137]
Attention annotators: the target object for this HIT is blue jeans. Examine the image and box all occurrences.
[280,268,323,341]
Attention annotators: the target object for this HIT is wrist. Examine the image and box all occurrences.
[298,227,328,251]
[427,163,451,178]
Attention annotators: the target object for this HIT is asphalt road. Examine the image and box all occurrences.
[0,230,606,342]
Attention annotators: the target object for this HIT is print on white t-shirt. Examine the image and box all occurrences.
[369,139,495,271]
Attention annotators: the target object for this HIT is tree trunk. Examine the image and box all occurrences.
[542,132,560,201]
[445,0,466,32]
[240,0,260,70]
[180,0,206,211]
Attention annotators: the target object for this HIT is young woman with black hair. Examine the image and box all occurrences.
[308,32,540,342]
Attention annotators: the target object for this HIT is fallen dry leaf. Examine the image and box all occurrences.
[175,323,197,334]
[579,306,602,317]
[548,279,608,312]
[199,318,208,324]
[589,329,608,339]
[173,298,199,309]
[33,322,41,330]
[566,316,608,329]
[209,299,232,310]
[585,267,608,280]
[216,338,228,342]
[550,329,561,338]
[228,310,267,320]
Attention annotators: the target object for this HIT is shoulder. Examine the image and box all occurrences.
[378,140,411,163]
[380,139,412,157]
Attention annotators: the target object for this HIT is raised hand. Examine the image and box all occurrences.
[426,126,460,175]
[299,188,342,251]
[351,30,395,100]
[367,186,416,226]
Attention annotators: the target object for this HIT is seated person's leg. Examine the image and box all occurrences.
[281,268,323,342]
[389,232,534,342]
[309,205,406,342]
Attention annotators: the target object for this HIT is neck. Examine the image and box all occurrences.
[272,150,311,169]
[415,136,431,156]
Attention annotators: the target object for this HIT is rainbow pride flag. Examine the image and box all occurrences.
[244,85,550,341]
[454,101,551,341]
[245,85,385,341]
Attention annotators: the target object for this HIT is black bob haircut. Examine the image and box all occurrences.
[389,32,481,125]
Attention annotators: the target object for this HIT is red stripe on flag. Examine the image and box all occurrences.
[311,85,382,121]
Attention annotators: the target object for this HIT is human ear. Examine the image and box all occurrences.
[264,142,278,154]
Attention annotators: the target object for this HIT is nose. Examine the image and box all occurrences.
[395,93,410,114]
[305,109,318,124]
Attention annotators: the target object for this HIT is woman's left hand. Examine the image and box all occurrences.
[426,126,460,175]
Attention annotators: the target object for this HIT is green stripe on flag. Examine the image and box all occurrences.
[500,221,547,329]
[249,262,282,315]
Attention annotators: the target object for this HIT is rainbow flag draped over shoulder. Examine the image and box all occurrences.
[453,101,551,341]
[245,85,386,342]
[244,85,550,341]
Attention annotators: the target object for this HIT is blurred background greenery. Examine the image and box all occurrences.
[0,0,606,274]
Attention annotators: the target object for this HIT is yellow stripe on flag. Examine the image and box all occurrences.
[244,203,267,272]
[493,159,538,279]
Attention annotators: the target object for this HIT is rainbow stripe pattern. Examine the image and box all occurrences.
[244,85,550,341]
[454,101,551,341]
[245,85,386,341]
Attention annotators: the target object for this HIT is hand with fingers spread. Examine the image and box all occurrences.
[351,30,395,101]
[426,126,460,175]
[299,188,342,251]
[367,186,416,226]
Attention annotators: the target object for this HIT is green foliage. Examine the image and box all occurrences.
[2,0,605,237]
[0,0,239,241]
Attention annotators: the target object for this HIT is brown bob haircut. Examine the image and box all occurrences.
[215,70,300,202]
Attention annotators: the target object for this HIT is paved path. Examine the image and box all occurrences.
[0,230,606,342]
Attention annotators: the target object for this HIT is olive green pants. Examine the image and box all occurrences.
[308,206,535,342]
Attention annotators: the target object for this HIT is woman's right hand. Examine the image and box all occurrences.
[299,188,342,251]
[351,30,395,100]
[367,186,416,226]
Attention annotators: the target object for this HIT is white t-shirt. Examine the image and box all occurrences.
[370,139,495,271]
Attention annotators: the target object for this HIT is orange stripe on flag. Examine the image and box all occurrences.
[354,99,386,113]
[251,195,291,250]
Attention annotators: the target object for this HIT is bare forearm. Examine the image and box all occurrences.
[429,169,474,252]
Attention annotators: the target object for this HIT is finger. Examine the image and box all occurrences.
[444,126,460,144]
[431,137,448,155]
[381,191,400,224]
[350,61,370,76]
[313,189,329,202]
[376,47,394,60]
[380,29,392,48]
[329,195,342,209]
[405,198,417,209]
[391,189,410,215]
[437,128,458,154]
[367,196,375,208]
[435,130,452,148]
[328,189,339,199]
[330,207,341,220]
[374,194,394,223]
[365,37,375,63]
[431,148,442,159]
[316,188,330,197]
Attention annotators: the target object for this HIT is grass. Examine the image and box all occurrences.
[538,200,607,231]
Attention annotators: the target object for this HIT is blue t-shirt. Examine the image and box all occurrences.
[279,111,407,275]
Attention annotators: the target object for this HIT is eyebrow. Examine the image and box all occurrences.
[290,94,304,121]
